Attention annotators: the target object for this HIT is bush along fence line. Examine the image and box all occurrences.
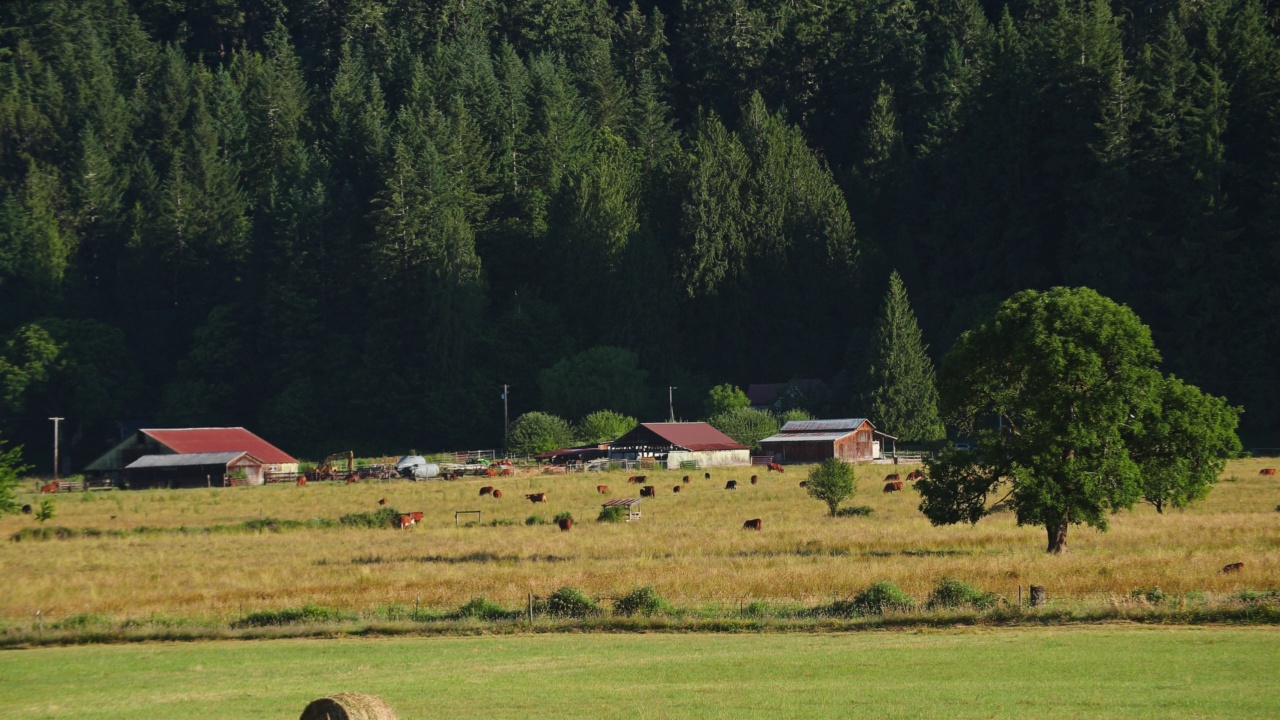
[4,581,1278,647]
[8,507,410,542]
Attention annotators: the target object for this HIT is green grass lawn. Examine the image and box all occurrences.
[3,627,1278,719]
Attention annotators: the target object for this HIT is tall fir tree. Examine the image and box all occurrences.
[863,271,945,443]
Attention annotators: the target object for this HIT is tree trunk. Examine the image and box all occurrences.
[1046,520,1068,554]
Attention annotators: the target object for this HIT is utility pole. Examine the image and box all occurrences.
[501,385,510,455]
[668,387,677,423]
[49,417,63,481]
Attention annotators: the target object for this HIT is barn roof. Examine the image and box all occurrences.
[759,432,854,443]
[141,428,297,464]
[779,419,870,433]
[610,423,748,452]
[125,452,261,469]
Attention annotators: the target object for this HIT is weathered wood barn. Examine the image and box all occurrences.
[85,427,298,486]
[609,422,750,469]
[759,419,895,464]
[123,451,266,490]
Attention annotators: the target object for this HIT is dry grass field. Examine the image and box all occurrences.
[1,458,1277,626]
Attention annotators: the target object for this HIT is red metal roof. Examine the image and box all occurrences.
[634,423,748,452]
[141,428,297,465]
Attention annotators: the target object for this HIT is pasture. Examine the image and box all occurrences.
[1,458,1277,628]
[2,627,1279,718]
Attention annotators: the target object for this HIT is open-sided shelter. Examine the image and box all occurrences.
[759,419,896,463]
[123,451,266,489]
[608,422,750,469]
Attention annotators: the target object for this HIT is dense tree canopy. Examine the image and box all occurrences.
[0,0,1276,467]
[918,288,1240,553]
[863,271,945,444]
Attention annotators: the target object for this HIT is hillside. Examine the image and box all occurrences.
[1,0,1278,462]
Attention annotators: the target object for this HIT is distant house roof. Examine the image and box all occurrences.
[780,419,869,433]
[746,379,830,407]
[125,452,262,469]
[610,422,748,452]
[141,428,297,464]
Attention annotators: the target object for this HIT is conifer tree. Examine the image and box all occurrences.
[864,271,945,443]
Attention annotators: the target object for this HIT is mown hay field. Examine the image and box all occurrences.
[1,459,1277,624]
[3,627,1279,719]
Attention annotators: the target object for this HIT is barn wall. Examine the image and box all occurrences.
[666,449,751,469]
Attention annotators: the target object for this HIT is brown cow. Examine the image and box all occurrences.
[799,481,809,487]
[725,480,738,490]
[597,485,610,494]
[485,467,497,478]
[883,481,903,492]
[526,492,547,504]
[500,468,513,477]
[1261,468,1277,476]
[479,486,494,496]
[640,485,656,497]
[884,473,901,482]
[296,477,307,487]
[41,482,59,493]
[704,472,711,480]
[673,485,681,493]
[378,497,386,505]
[682,475,690,483]
[750,475,758,485]
[768,463,785,473]
[492,489,503,499]
[410,511,424,522]
[1222,562,1245,573]
[906,470,925,481]
[742,518,763,531]
[399,514,416,528]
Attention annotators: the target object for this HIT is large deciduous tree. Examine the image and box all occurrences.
[863,271,945,444]
[918,287,1239,553]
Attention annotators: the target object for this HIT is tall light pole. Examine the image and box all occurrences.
[668,387,677,422]
[501,385,510,455]
[49,417,64,481]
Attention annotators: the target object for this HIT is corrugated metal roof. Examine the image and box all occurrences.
[759,432,856,443]
[618,423,748,452]
[125,452,260,469]
[141,428,297,464]
[780,419,870,433]
[601,498,643,507]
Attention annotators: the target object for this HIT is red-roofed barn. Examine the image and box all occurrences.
[85,428,298,488]
[608,422,750,469]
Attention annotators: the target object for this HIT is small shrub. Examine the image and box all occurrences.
[835,505,874,517]
[338,507,401,529]
[613,586,670,617]
[525,515,546,526]
[545,586,599,617]
[454,597,517,621]
[850,581,915,615]
[231,603,351,628]
[49,613,112,630]
[1233,589,1280,604]
[927,578,1000,610]
[596,505,627,523]
[488,518,518,527]
[1128,586,1167,605]
[740,600,770,618]
[553,511,574,523]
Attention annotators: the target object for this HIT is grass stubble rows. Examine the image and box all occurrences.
[0,458,1277,633]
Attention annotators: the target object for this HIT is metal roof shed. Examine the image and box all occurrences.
[601,498,643,522]
[123,451,266,489]
[608,423,751,470]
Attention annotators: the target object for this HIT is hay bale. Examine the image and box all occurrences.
[300,693,398,720]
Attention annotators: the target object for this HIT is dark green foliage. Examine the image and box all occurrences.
[552,511,573,523]
[337,507,403,529]
[613,586,670,617]
[231,604,352,629]
[863,272,945,443]
[453,597,519,621]
[34,499,55,523]
[707,408,778,451]
[704,383,750,418]
[525,515,546,526]
[544,586,599,618]
[508,412,575,456]
[819,581,915,617]
[0,434,29,516]
[806,458,857,516]
[0,0,1275,470]
[920,288,1240,553]
[926,578,999,610]
[576,410,636,445]
[596,505,627,523]
[834,505,874,517]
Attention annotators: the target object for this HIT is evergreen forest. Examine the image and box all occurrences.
[2,0,1278,466]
